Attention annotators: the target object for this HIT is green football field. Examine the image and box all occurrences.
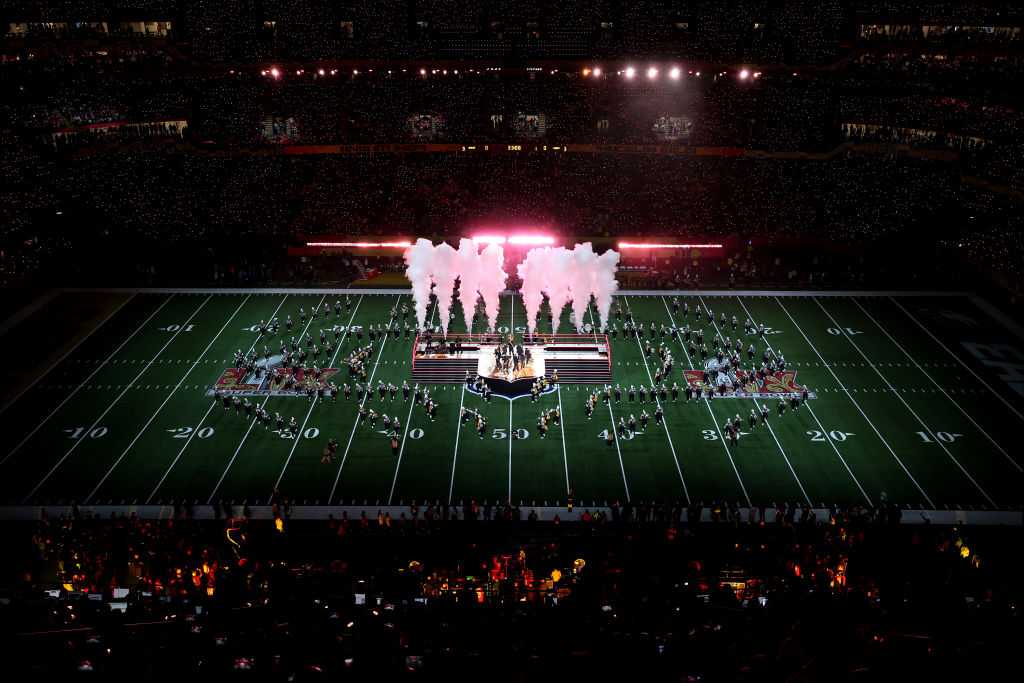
[0,289,1021,512]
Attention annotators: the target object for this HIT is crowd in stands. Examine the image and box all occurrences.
[6,503,1018,679]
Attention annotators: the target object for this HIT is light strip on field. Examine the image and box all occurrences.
[306,241,412,248]
[618,242,724,249]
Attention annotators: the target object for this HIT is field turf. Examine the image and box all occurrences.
[0,289,1021,511]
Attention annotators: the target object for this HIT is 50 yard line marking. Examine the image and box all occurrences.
[207,294,327,504]
[85,294,252,503]
[328,295,403,504]
[619,298,690,504]
[660,296,750,506]
[815,297,996,507]
[24,295,212,502]
[272,295,364,493]
[736,296,872,507]
[0,294,172,469]
[855,298,1021,473]
[146,294,290,503]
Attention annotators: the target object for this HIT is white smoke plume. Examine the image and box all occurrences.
[569,243,599,332]
[519,244,619,333]
[476,243,507,332]
[455,238,482,333]
[516,247,548,332]
[593,248,621,330]
[431,242,458,336]
[404,238,436,330]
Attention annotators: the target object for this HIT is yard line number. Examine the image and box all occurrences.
[272,427,321,440]
[492,428,530,440]
[827,327,864,336]
[159,324,195,332]
[65,426,108,440]
[807,429,855,442]
[599,429,636,441]
[167,426,215,439]
[916,431,963,443]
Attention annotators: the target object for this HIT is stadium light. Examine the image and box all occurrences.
[317,68,325,76]
[306,241,413,248]
[624,66,636,79]
[739,69,750,80]
[270,67,280,78]
[419,68,426,75]
[582,68,591,77]
[647,67,658,80]
[618,242,724,250]
[593,67,602,77]
[669,66,681,80]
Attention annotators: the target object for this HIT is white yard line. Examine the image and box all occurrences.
[698,296,810,506]
[585,304,630,503]
[272,295,365,493]
[856,298,1022,473]
[0,293,136,417]
[891,296,1024,424]
[1,294,170,468]
[814,297,996,507]
[24,296,211,502]
[328,295,403,504]
[735,297,873,506]
[774,296,934,507]
[146,294,291,503]
[85,295,252,503]
[207,294,327,504]
[619,299,690,504]
[447,383,467,505]
[555,383,571,497]
[660,297,751,506]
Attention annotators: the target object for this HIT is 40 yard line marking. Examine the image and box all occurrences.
[24,296,211,502]
[815,297,995,507]
[0,294,171,468]
[146,294,290,503]
[736,296,873,506]
[85,294,252,503]
[556,383,570,497]
[272,295,365,493]
[660,297,750,506]
[586,303,630,502]
[699,295,810,506]
[207,294,326,504]
[446,383,467,505]
[855,298,1021,473]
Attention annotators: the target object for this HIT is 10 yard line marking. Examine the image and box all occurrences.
[207,294,327,504]
[817,297,996,507]
[146,294,290,503]
[660,297,751,506]
[24,296,212,502]
[585,304,630,502]
[85,294,252,503]
[0,293,136,417]
[0,295,172,468]
[736,296,873,507]
[619,299,690,504]
[698,295,810,506]
[891,296,1024,425]
[272,295,364,493]
[775,296,934,507]
[856,298,1021,473]
[328,295,403,504]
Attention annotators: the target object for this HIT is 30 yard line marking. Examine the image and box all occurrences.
[619,298,690,504]
[0,293,137,417]
[146,294,290,503]
[736,296,873,506]
[85,294,253,503]
[775,296,934,507]
[447,383,467,505]
[1,294,172,469]
[890,296,1024,425]
[272,295,364,493]
[699,295,810,506]
[328,295,403,504]
[24,295,212,502]
[856,298,1021,473]
[661,297,751,506]
[207,294,326,504]
[585,303,630,502]
[815,296,995,507]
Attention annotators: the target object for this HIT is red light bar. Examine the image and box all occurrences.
[618,242,724,249]
[507,235,556,245]
[470,235,506,245]
[306,241,412,248]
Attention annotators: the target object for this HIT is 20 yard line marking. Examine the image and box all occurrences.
[85,295,252,503]
[146,294,291,503]
[24,296,211,502]
[207,294,327,504]
[890,296,1024,425]
[775,296,934,506]
[1,294,172,468]
[328,295,403,504]
[698,295,810,506]
[619,298,690,504]
[272,295,365,493]
[661,297,751,506]
[856,298,1021,473]
[736,296,872,506]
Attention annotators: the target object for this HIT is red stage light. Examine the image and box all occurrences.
[306,241,413,248]
[618,242,724,250]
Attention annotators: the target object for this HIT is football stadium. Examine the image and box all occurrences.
[2,1,1022,680]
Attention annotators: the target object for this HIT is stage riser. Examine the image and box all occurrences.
[413,360,610,384]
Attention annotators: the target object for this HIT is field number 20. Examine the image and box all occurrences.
[807,429,854,442]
